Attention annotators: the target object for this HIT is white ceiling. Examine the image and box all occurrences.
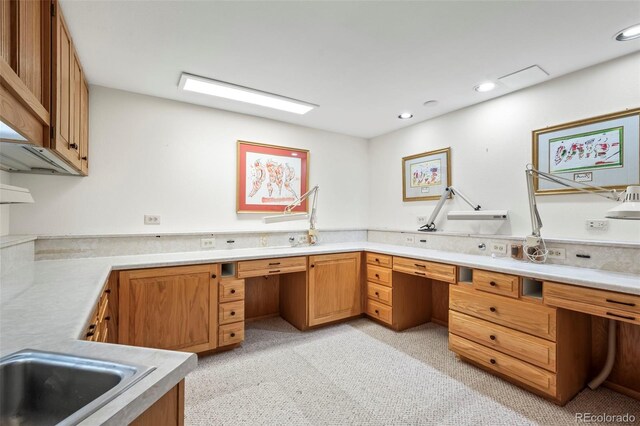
[60,1,640,139]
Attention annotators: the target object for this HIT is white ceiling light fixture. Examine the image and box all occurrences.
[474,82,496,92]
[398,112,413,119]
[615,23,640,41]
[178,73,317,115]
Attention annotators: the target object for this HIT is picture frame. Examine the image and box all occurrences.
[402,147,451,202]
[237,141,309,213]
[532,108,640,195]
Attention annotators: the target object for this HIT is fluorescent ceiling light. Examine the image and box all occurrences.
[398,112,413,119]
[474,82,496,92]
[179,73,317,115]
[615,23,640,41]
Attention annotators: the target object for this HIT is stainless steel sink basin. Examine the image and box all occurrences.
[0,349,155,426]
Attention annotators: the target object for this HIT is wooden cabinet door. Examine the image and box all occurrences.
[51,5,81,168]
[308,252,361,326]
[119,264,219,353]
[79,77,89,174]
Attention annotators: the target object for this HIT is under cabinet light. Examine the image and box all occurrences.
[178,73,317,115]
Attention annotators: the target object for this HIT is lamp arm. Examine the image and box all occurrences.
[284,185,319,213]
[418,186,483,232]
[449,186,482,211]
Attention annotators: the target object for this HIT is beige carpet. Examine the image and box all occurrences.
[185,318,640,425]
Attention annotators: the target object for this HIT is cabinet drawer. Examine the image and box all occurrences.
[473,269,519,298]
[366,299,392,325]
[367,265,392,287]
[219,301,245,325]
[219,279,245,302]
[366,252,392,268]
[367,282,393,306]
[393,257,456,283]
[237,256,307,278]
[219,322,244,346]
[450,286,556,340]
[544,282,640,325]
[449,334,557,397]
[449,310,556,372]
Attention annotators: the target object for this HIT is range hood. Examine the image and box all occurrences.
[0,183,34,204]
[0,142,80,175]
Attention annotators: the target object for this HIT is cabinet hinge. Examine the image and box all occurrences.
[51,2,55,17]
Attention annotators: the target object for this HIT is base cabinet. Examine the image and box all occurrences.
[130,380,184,426]
[118,264,219,353]
[308,252,361,326]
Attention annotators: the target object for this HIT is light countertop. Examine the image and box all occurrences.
[1,241,639,424]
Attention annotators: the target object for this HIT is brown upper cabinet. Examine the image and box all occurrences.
[0,0,89,176]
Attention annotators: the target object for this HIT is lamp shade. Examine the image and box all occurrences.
[605,186,640,220]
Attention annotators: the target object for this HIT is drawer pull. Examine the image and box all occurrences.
[268,270,281,274]
[104,289,111,294]
[104,316,110,321]
[489,281,497,287]
[86,332,94,337]
[374,309,379,314]
[490,358,496,365]
[606,299,636,307]
[230,311,236,316]
[489,335,496,340]
[414,263,426,268]
[606,312,635,321]
[375,273,380,278]
[88,324,96,330]
[415,272,426,276]
[230,289,236,294]
[230,332,236,338]
[211,274,217,279]
[374,258,380,262]
[268,262,281,266]
[489,307,497,313]
[375,291,379,296]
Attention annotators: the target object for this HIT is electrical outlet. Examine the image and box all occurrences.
[200,238,216,249]
[586,219,608,230]
[259,235,268,247]
[417,216,428,225]
[547,248,566,259]
[491,243,507,255]
[144,215,160,225]
[404,235,415,244]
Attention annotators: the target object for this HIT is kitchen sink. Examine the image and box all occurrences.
[0,349,155,426]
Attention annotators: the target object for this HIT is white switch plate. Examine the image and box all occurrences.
[491,243,507,255]
[417,216,428,225]
[586,219,608,230]
[144,215,160,225]
[404,235,415,244]
[200,238,216,249]
[547,248,566,259]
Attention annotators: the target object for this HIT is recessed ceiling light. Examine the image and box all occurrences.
[178,73,317,115]
[398,112,413,119]
[423,100,438,107]
[474,82,496,92]
[615,23,640,41]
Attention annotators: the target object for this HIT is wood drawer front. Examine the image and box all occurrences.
[367,282,393,306]
[237,256,307,278]
[473,269,519,298]
[450,286,557,341]
[366,252,392,268]
[366,299,392,325]
[219,301,245,325]
[449,311,556,372]
[219,279,245,302]
[219,322,244,346]
[393,257,456,283]
[544,282,640,325]
[449,334,557,397]
[367,265,392,286]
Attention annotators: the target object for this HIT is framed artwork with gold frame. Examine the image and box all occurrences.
[402,147,451,202]
[237,141,309,213]
[532,108,640,195]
